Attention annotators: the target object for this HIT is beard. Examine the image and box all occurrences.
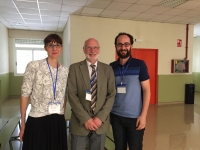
[85,53,99,62]
[116,48,131,59]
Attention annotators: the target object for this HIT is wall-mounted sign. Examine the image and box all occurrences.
[177,39,182,47]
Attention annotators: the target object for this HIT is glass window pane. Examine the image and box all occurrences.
[33,50,47,61]
[15,44,44,48]
[16,50,32,74]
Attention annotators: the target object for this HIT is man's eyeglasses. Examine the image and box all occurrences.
[85,46,100,51]
[116,43,131,48]
[47,44,62,49]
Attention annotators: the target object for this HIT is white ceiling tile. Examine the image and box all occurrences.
[63,0,87,6]
[162,8,188,15]
[8,21,26,26]
[114,0,138,3]
[144,6,171,14]
[26,24,43,27]
[60,12,70,18]
[43,27,57,31]
[14,1,38,9]
[0,17,7,22]
[176,20,190,24]
[127,4,152,12]
[86,1,111,9]
[100,10,122,17]
[106,2,132,11]
[13,26,29,30]
[38,0,62,4]
[179,17,200,23]
[136,0,163,5]
[5,18,24,23]
[17,0,37,2]
[40,10,60,16]
[59,21,67,24]
[61,5,82,12]
[175,1,200,9]
[43,20,58,24]
[0,0,15,7]
[43,24,57,28]
[58,23,66,28]
[178,10,200,17]
[39,2,61,11]
[134,13,157,20]
[41,16,59,21]
[117,11,140,19]
[21,14,40,19]
[71,8,83,14]
[19,8,39,15]
[193,6,200,11]
[28,27,44,30]
[59,17,69,22]
[24,19,41,24]
[57,28,64,32]
[81,7,103,15]
[148,15,173,21]
[0,12,21,18]
[164,16,189,22]
[0,6,18,13]
[2,23,13,28]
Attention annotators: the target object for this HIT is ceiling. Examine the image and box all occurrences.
[1,0,200,36]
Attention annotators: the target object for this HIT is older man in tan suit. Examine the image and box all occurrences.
[67,38,116,150]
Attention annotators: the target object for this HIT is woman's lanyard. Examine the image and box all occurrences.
[46,59,58,100]
[118,61,131,85]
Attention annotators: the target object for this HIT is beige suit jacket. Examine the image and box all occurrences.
[67,60,116,136]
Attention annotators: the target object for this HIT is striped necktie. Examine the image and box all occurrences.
[90,64,97,113]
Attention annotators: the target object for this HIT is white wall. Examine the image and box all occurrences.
[8,30,63,72]
[193,37,200,72]
[0,23,9,74]
[67,15,194,75]
[63,18,71,67]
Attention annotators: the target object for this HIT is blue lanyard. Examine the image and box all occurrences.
[118,61,131,85]
[46,59,58,100]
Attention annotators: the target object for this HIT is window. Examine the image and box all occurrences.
[14,39,47,76]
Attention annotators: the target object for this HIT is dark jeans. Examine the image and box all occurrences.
[110,113,144,150]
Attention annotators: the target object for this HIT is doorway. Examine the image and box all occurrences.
[132,48,158,104]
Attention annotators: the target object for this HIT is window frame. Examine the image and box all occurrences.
[14,38,46,76]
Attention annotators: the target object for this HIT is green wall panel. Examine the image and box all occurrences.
[193,72,200,92]
[158,75,193,104]
[0,73,9,103]
[9,73,23,96]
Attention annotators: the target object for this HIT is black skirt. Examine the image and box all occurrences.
[22,114,68,150]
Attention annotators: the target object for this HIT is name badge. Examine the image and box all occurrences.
[117,84,126,93]
[48,102,61,114]
[85,90,92,101]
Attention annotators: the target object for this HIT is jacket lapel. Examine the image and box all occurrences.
[80,60,90,90]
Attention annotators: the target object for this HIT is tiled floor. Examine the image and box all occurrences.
[1,92,200,150]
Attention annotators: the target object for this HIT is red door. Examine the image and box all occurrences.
[132,48,158,104]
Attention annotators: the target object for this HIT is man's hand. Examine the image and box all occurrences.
[84,118,98,130]
[136,115,146,130]
[93,117,102,127]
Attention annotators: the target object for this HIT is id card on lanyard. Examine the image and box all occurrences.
[46,59,61,114]
[117,60,131,94]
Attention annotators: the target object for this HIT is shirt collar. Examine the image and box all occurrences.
[86,60,98,68]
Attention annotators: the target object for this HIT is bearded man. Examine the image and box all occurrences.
[110,32,151,150]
